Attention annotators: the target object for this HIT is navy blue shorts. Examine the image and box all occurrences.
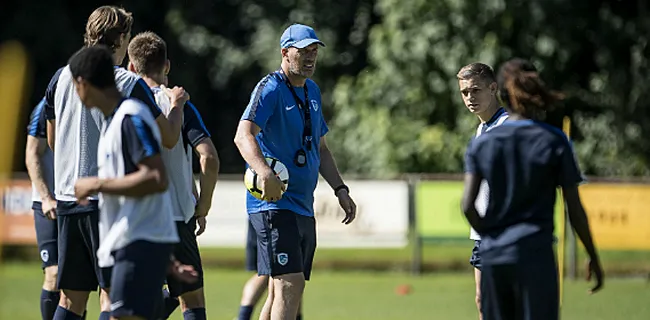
[469,240,482,270]
[480,245,559,320]
[110,240,173,320]
[166,217,204,297]
[56,201,111,291]
[33,202,58,269]
[249,210,316,280]
[245,220,258,272]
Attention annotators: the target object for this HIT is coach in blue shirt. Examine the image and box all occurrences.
[234,23,356,320]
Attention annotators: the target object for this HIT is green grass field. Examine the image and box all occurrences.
[1,262,649,320]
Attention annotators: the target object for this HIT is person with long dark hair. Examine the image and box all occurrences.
[461,58,604,320]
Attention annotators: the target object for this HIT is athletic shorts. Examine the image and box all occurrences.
[166,217,204,297]
[249,209,317,280]
[245,220,258,272]
[480,245,558,320]
[56,201,111,291]
[33,201,58,269]
[110,240,173,320]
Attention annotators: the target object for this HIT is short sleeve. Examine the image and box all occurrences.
[27,98,47,138]
[464,138,479,175]
[121,115,161,166]
[241,75,278,130]
[44,67,64,120]
[556,137,585,187]
[310,82,328,137]
[129,79,162,119]
[183,101,211,147]
[320,114,329,137]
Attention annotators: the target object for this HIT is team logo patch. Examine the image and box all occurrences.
[277,253,289,266]
[310,99,319,111]
[40,250,49,263]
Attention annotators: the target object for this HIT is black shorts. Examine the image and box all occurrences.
[33,202,58,269]
[245,220,258,272]
[249,210,317,280]
[469,240,482,270]
[56,201,111,291]
[166,217,204,297]
[110,240,173,320]
[480,245,558,320]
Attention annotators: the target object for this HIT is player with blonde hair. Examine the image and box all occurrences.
[44,6,187,320]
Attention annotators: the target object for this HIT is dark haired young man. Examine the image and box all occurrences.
[43,6,188,319]
[456,62,508,320]
[461,58,603,320]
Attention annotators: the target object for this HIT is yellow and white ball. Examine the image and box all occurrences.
[244,157,289,200]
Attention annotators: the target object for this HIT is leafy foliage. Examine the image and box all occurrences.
[3,0,649,176]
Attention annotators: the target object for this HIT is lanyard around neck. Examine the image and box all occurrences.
[276,70,313,151]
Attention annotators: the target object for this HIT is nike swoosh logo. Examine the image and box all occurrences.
[285,105,296,111]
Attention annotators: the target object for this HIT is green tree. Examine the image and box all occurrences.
[328,0,650,177]
[162,0,377,173]
[329,0,501,176]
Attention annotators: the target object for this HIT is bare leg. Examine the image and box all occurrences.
[178,287,206,312]
[100,288,111,314]
[258,277,274,320]
[41,265,60,320]
[241,274,270,307]
[475,268,483,320]
[58,290,90,316]
[270,273,304,320]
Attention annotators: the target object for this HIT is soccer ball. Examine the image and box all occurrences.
[244,157,289,200]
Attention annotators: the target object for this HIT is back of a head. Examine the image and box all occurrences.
[496,58,537,85]
[127,31,167,76]
[84,6,133,52]
[69,45,116,89]
[457,62,496,84]
[497,58,563,119]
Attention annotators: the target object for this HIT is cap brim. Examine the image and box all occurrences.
[291,38,326,49]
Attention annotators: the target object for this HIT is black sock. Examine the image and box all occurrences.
[52,306,82,320]
[41,289,60,320]
[183,307,206,320]
[98,311,111,320]
[163,296,180,319]
[238,305,254,320]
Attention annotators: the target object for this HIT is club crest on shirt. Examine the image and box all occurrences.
[310,99,319,112]
[40,250,49,262]
[277,253,289,266]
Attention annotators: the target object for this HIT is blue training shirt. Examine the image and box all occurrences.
[241,71,329,217]
[464,119,584,265]
[119,114,162,175]
[27,98,48,139]
[27,98,55,205]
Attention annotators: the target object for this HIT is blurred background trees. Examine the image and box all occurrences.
[2,0,648,177]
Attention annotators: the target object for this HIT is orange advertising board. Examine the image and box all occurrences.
[580,183,650,250]
[0,178,37,245]
[0,41,30,256]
